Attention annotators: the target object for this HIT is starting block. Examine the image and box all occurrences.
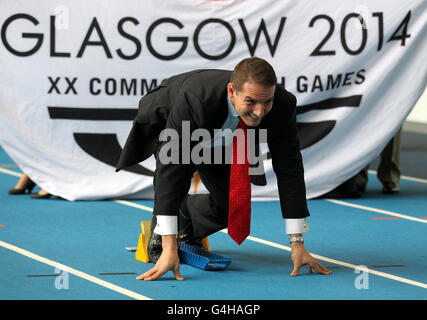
[135,220,213,263]
[135,221,152,263]
[178,243,231,271]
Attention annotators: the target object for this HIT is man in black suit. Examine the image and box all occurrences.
[116,57,331,280]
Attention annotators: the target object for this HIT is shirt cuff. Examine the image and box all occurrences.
[285,218,310,234]
[153,215,178,235]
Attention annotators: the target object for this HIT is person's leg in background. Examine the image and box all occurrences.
[377,127,402,193]
[8,173,35,194]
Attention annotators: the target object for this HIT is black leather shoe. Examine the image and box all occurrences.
[147,215,162,262]
[147,232,162,263]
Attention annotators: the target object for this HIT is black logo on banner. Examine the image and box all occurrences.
[47,94,362,176]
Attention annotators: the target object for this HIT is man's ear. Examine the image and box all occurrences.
[227,82,236,99]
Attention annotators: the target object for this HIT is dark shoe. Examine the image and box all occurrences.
[8,180,36,195]
[382,183,400,194]
[30,192,52,199]
[147,215,162,262]
[147,232,162,263]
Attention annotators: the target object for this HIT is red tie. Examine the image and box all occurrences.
[228,119,251,245]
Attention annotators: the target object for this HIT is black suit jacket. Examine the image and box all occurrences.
[116,69,309,220]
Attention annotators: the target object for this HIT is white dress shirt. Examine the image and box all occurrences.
[154,96,309,236]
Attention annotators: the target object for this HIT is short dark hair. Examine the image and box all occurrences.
[230,57,277,91]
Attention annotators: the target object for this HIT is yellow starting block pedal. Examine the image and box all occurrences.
[135,221,152,263]
[135,220,211,263]
[202,237,211,252]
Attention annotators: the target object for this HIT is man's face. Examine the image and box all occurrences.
[227,81,275,127]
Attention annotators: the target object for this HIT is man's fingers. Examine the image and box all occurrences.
[143,270,163,281]
[290,264,301,276]
[136,265,161,280]
[173,264,184,280]
[137,268,153,280]
[312,261,332,275]
[137,265,184,281]
[136,267,156,280]
[174,270,184,281]
[320,264,332,275]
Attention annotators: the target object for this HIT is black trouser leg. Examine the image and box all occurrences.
[181,163,231,241]
[152,140,231,241]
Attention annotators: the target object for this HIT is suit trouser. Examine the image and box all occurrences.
[360,126,402,188]
[153,143,232,241]
[183,162,231,240]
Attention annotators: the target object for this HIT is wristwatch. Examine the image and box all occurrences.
[289,236,304,244]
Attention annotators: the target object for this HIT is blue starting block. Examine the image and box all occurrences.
[178,243,232,271]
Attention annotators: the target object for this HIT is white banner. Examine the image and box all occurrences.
[0,0,426,200]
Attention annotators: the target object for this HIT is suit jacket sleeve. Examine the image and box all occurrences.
[153,90,204,216]
[116,85,169,171]
[267,87,310,220]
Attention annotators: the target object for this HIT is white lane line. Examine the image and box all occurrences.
[0,240,151,300]
[242,235,427,290]
[114,200,154,212]
[324,199,427,224]
[401,175,427,184]
[0,171,153,299]
[368,170,427,184]
[1,167,426,289]
[117,201,427,290]
[0,167,21,177]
